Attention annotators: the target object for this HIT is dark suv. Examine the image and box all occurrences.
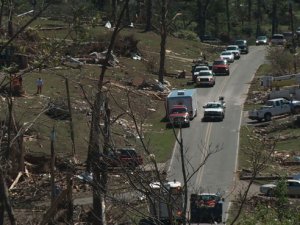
[105,148,143,168]
[234,39,249,54]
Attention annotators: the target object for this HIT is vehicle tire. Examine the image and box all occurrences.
[216,217,222,223]
[227,71,230,76]
[186,122,190,128]
[257,118,263,122]
[293,106,300,114]
[267,189,274,197]
[264,113,272,121]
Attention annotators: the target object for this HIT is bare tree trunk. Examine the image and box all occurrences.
[225,0,230,36]
[196,0,211,37]
[86,1,129,224]
[0,176,4,225]
[158,0,167,84]
[65,78,76,157]
[88,92,103,225]
[66,173,73,223]
[256,0,261,36]
[7,0,14,38]
[111,0,117,25]
[0,0,5,29]
[0,171,16,225]
[145,0,152,31]
[125,3,130,26]
[18,134,25,172]
[247,0,252,22]
[178,127,188,225]
[50,127,56,205]
[6,75,13,160]
[100,99,110,225]
[271,0,278,35]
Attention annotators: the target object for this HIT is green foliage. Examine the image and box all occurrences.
[238,204,300,225]
[274,179,290,222]
[266,47,295,75]
[235,177,300,224]
[173,30,198,41]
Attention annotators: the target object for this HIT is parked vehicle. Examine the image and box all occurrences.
[166,89,198,119]
[212,59,230,75]
[226,45,241,59]
[168,105,190,128]
[248,98,300,122]
[195,70,215,87]
[283,31,295,41]
[202,98,226,121]
[105,147,143,168]
[192,65,210,82]
[256,36,268,45]
[234,39,249,54]
[200,35,221,44]
[270,34,286,46]
[190,193,223,223]
[219,51,234,63]
[296,27,300,36]
[260,179,300,197]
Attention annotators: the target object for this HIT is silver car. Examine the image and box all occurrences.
[220,51,234,63]
[260,179,300,197]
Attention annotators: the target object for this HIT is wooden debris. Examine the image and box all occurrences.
[9,172,23,190]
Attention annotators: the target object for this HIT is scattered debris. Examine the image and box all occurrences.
[131,52,141,60]
[45,98,70,120]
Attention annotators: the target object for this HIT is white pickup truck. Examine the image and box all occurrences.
[248,98,300,122]
[202,98,226,121]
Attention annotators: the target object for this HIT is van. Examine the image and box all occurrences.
[166,89,198,119]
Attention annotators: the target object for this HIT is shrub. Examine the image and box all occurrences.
[219,32,231,43]
[266,47,295,75]
[242,27,253,36]
[144,55,158,74]
[114,34,140,57]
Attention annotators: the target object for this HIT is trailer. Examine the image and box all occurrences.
[140,181,184,225]
[166,89,198,119]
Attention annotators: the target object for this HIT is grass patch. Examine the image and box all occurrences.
[238,125,254,169]
[1,25,217,163]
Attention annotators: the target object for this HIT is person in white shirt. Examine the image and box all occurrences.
[36,77,43,94]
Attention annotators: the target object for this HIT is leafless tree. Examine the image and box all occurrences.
[229,125,277,225]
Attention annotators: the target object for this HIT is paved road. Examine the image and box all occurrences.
[167,46,267,224]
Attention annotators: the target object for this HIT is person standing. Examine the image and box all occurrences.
[36,77,43,94]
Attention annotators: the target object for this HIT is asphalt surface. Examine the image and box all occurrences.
[167,46,267,224]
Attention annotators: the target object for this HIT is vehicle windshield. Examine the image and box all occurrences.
[265,101,274,106]
[199,195,219,201]
[171,108,187,113]
[194,67,208,72]
[272,35,283,39]
[227,47,237,50]
[235,40,245,45]
[213,60,225,65]
[257,36,266,40]
[199,72,212,76]
[221,52,232,56]
[205,103,222,108]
